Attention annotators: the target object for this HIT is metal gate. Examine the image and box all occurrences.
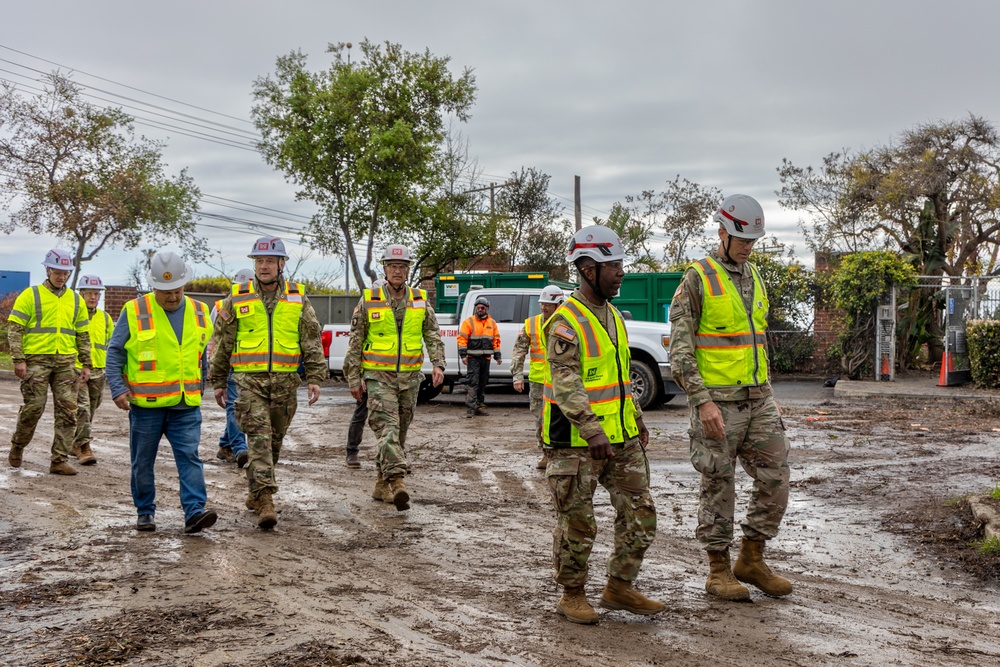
[939,285,973,386]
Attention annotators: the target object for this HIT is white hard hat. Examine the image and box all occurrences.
[566,225,626,264]
[380,244,413,264]
[232,268,255,284]
[248,236,289,259]
[713,194,765,239]
[538,285,565,305]
[78,275,105,290]
[43,248,74,270]
[147,251,193,290]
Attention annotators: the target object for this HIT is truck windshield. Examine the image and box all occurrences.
[486,295,519,323]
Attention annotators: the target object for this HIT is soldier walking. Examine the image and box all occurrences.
[70,275,113,466]
[510,285,564,469]
[210,237,327,530]
[342,278,388,469]
[105,251,218,534]
[6,248,91,475]
[458,296,501,418]
[344,245,445,511]
[668,194,793,600]
[543,226,664,624]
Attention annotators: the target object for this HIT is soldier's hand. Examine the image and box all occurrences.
[636,416,649,449]
[80,367,90,385]
[214,387,227,409]
[113,392,132,411]
[350,381,366,402]
[461,356,468,366]
[698,401,726,441]
[13,361,27,379]
[513,379,524,393]
[432,367,444,388]
[586,431,614,460]
[308,383,320,405]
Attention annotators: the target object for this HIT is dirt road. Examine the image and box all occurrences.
[2,375,999,666]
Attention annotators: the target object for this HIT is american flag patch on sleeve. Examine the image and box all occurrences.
[553,323,576,341]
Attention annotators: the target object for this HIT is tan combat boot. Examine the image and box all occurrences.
[733,539,793,597]
[387,475,410,511]
[8,445,24,468]
[49,461,79,476]
[70,444,81,458]
[245,492,259,511]
[556,586,599,624]
[372,472,390,502]
[256,491,278,530]
[599,576,665,615]
[706,550,750,601]
[77,444,97,466]
[536,451,549,470]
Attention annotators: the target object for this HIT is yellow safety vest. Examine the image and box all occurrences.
[123,294,210,407]
[361,286,427,373]
[230,280,305,373]
[542,296,639,448]
[524,314,546,384]
[8,285,87,355]
[77,308,112,370]
[691,256,769,387]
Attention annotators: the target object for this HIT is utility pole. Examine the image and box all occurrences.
[574,175,582,231]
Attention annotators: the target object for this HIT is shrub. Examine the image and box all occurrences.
[966,319,1000,389]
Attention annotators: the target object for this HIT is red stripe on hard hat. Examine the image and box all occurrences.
[574,242,612,248]
[718,208,749,229]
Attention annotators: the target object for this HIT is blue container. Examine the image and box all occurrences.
[0,270,30,299]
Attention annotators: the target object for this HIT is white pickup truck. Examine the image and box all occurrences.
[321,287,681,409]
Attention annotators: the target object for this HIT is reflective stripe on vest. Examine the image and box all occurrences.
[77,309,113,370]
[123,295,210,407]
[8,285,87,355]
[526,314,546,384]
[542,297,639,448]
[459,315,499,355]
[691,256,769,388]
[361,286,427,372]
[231,280,304,372]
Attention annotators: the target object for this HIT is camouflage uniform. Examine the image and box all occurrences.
[73,308,112,454]
[7,284,91,464]
[510,325,544,448]
[668,249,790,552]
[210,280,327,500]
[544,288,655,587]
[343,290,445,479]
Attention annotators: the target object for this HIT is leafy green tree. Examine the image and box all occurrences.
[494,167,564,271]
[593,203,659,272]
[251,40,476,288]
[830,251,918,379]
[0,73,203,286]
[751,247,817,373]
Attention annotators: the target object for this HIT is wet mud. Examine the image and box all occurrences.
[1,376,999,666]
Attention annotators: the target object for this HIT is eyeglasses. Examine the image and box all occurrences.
[384,263,409,272]
[729,236,757,248]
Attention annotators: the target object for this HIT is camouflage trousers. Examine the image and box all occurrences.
[11,355,79,463]
[366,374,420,479]
[528,381,543,450]
[546,438,657,587]
[234,372,300,498]
[73,370,106,449]
[688,395,790,551]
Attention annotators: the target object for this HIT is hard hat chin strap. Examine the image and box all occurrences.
[722,235,738,264]
[581,263,612,304]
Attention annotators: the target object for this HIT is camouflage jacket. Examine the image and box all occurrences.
[668,248,773,407]
[343,287,446,390]
[544,288,642,442]
[509,325,531,379]
[7,282,91,368]
[209,280,327,388]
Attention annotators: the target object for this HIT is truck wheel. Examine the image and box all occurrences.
[630,359,660,410]
[417,378,443,404]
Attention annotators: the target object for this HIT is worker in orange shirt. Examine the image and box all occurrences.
[458,296,501,418]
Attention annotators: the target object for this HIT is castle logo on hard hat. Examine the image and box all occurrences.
[59,257,70,266]
[163,272,172,281]
[258,241,271,251]
[391,247,403,256]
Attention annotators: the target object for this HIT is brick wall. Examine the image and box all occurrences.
[104,285,138,320]
[813,250,846,369]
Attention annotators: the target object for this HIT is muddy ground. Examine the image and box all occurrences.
[2,374,1000,667]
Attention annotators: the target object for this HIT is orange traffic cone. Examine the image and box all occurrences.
[937,351,949,386]
[880,354,891,381]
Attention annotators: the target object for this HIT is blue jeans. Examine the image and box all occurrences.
[129,405,208,522]
[217,372,248,456]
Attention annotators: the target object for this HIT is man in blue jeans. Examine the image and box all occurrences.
[106,250,218,534]
[211,268,254,468]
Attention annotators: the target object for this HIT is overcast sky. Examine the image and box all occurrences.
[2,0,998,289]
